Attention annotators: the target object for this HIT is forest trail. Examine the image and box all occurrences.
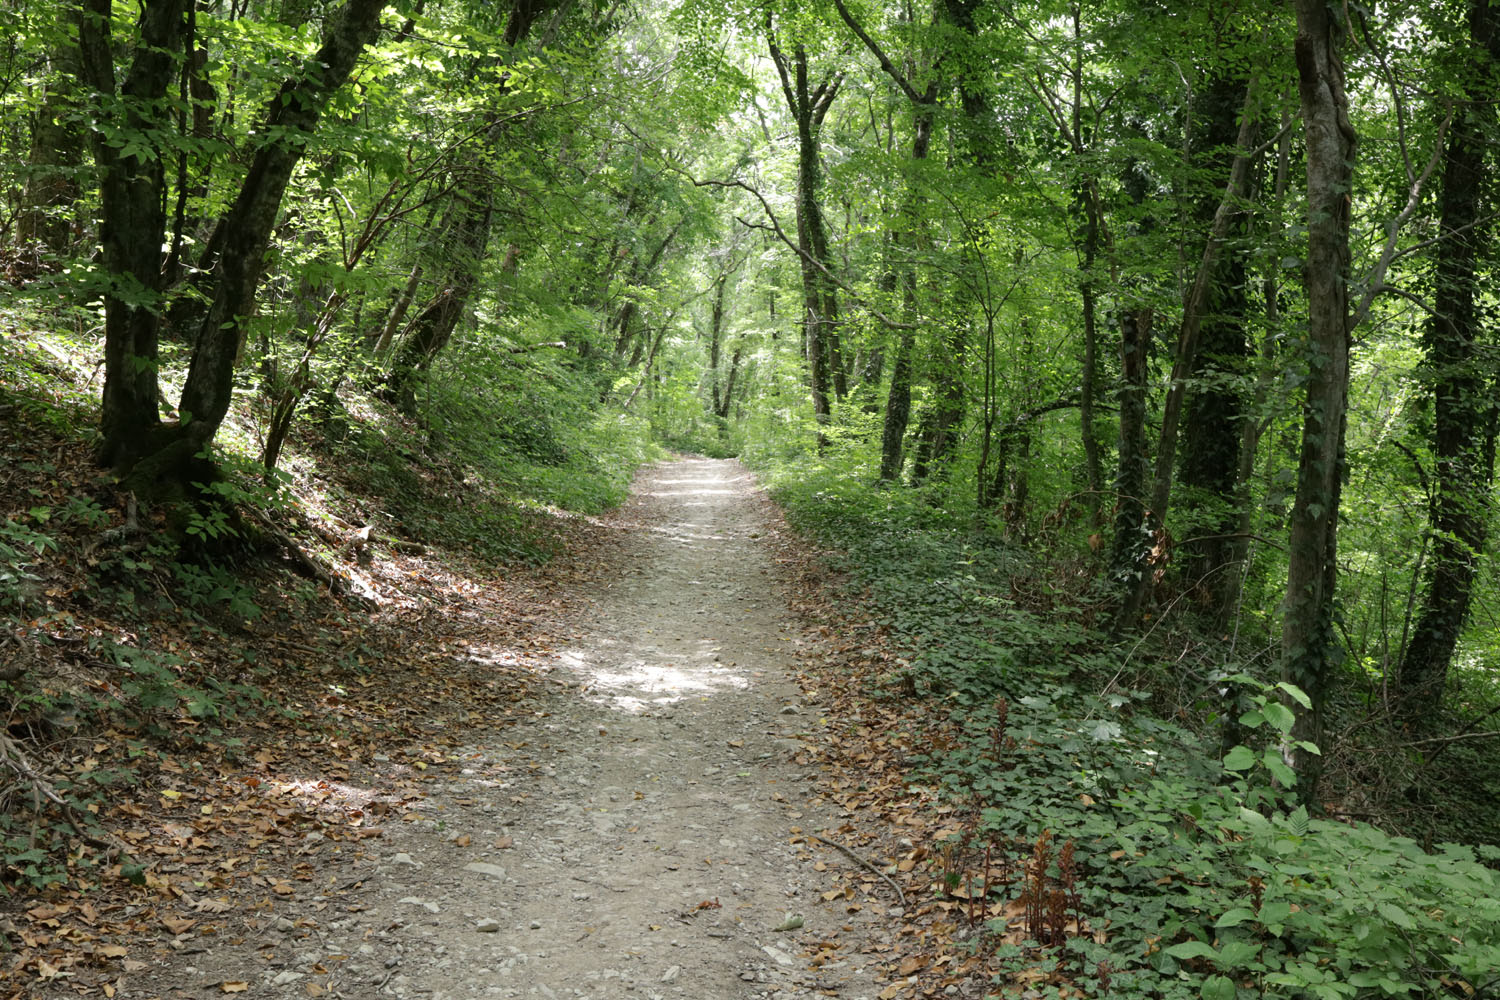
[141,459,890,1000]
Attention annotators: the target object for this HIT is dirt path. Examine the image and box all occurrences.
[137,459,892,1000]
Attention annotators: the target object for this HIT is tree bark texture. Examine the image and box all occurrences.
[1107,303,1153,627]
[79,0,192,473]
[1165,72,1258,617]
[1398,1,1500,718]
[767,31,843,428]
[173,0,386,455]
[1283,0,1357,795]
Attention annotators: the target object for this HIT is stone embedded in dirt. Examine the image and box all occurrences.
[392,853,419,866]
[779,705,800,715]
[661,965,681,982]
[462,862,507,878]
[398,897,440,913]
[270,970,304,986]
[529,920,542,929]
[475,919,501,933]
[761,944,795,967]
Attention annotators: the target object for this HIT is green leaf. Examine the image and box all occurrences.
[1259,900,1292,927]
[1276,682,1313,708]
[1165,940,1218,961]
[1215,907,1256,928]
[1222,745,1256,771]
[1286,804,1309,837]
[1261,701,1296,733]
[1202,975,1236,1000]
[1262,751,1297,787]
[1377,901,1414,929]
[1217,939,1259,968]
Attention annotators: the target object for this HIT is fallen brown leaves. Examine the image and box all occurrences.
[0,392,633,999]
[765,508,1087,999]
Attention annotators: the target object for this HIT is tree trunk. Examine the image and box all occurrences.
[1107,304,1153,627]
[1219,118,1293,628]
[1135,72,1259,621]
[19,38,85,254]
[382,0,561,409]
[708,271,729,415]
[386,190,490,406]
[1071,6,1102,518]
[915,319,965,480]
[879,331,915,481]
[716,347,743,421]
[373,263,424,356]
[767,23,843,433]
[1398,2,1500,719]
[1078,198,1103,519]
[1283,0,1357,796]
[163,0,386,480]
[79,0,192,474]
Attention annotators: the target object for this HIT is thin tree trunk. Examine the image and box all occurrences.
[1283,0,1357,797]
[1107,304,1153,629]
[1078,200,1103,517]
[1071,6,1103,517]
[373,263,424,356]
[80,0,192,473]
[383,0,561,409]
[766,34,842,428]
[165,0,386,482]
[879,330,915,481]
[1118,75,1260,626]
[386,191,490,406]
[1221,116,1294,627]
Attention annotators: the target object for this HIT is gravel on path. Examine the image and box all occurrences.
[135,458,894,1000]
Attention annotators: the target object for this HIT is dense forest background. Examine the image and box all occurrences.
[3,0,1500,996]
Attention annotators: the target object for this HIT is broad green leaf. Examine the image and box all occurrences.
[1259,900,1292,927]
[1222,745,1255,771]
[1377,902,1414,929]
[1261,701,1296,733]
[1276,682,1313,708]
[1215,907,1256,928]
[1217,940,1259,967]
[1201,975,1236,1000]
[1165,940,1218,961]
[1262,751,1298,787]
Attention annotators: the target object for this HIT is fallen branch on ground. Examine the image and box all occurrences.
[0,731,133,857]
[808,832,907,907]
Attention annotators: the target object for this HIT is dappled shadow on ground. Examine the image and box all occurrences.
[560,638,750,713]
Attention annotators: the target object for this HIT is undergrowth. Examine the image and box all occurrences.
[757,455,1500,1000]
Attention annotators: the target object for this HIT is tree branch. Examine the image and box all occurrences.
[679,174,915,329]
[829,0,926,106]
[1351,110,1452,329]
